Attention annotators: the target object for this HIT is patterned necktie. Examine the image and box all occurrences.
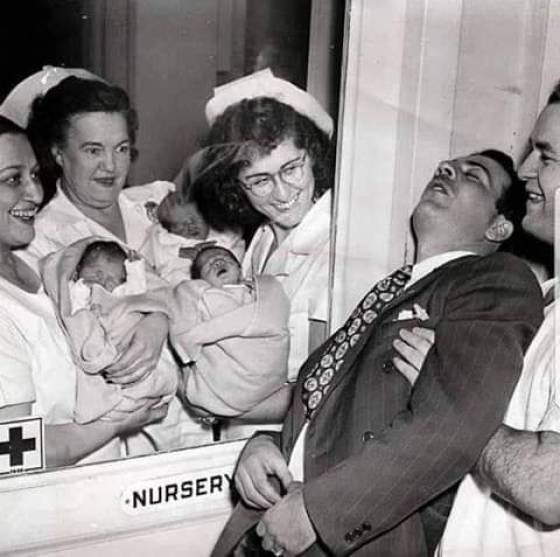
[302,264,412,419]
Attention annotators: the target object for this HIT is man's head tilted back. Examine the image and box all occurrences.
[412,150,523,261]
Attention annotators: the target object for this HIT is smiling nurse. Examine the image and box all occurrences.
[190,69,334,428]
[0,69,215,453]
[0,115,165,466]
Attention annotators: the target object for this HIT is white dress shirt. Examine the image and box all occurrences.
[438,278,558,557]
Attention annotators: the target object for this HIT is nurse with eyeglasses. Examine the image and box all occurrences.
[190,69,334,431]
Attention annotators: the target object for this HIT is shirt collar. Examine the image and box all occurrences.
[270,190,331,255]
[51,180,138,241]
[408,250,476,288]
[50,181,86,222]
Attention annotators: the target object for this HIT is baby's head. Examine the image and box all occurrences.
[191,246,242,288]
[76,241,128,292]
[157,192,209,240]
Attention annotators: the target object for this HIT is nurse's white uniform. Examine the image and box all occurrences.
[0,275,119,463]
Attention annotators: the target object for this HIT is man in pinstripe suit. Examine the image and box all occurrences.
[213,150,543,556]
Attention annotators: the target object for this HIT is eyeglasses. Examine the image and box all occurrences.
[239,153,308,197]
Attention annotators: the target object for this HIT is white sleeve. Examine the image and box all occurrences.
[0,314,36,408]
[307,246,330,322]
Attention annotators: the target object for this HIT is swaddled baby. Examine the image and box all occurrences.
[169,245,290,419]
[41,239,177,424]
[71,240,140,310]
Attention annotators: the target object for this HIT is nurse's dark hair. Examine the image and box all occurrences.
[0,115,26,138]
[547,80,560,104]
[191,96,333,231]
[27,77,137,203]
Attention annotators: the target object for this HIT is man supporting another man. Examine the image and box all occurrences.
[213,150,543,556]
[435,82,560,556]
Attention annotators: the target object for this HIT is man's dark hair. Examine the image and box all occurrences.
[191,96,333,232]
[27,76,138,203]
[478,144,553,272]
[76,241,127,277]
[475,149,525,228]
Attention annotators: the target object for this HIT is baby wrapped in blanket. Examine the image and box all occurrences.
[40,238,178,424]
[170,245,290,418]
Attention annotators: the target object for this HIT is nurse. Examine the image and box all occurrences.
[3,68,214,451]
[0,115,166,466]
[193,69,334,409]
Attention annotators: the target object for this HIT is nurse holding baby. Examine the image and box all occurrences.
[0,68,227,453]
[191,69,334,423]
[0,115,166,466]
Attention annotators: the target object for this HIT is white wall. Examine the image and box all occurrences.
[331,0,560,327]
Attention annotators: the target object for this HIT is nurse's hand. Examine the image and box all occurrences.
[234,434,293,510]
[105,312,169,385]
[112,399,169,435]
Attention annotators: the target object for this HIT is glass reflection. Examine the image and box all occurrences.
[0,0,342,475]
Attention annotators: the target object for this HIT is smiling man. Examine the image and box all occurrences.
[213,149,543,557]
[436,83,560,557]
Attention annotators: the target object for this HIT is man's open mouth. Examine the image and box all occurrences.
[429,179,451,195]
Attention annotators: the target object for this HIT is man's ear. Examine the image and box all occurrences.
[485,214,514,243]
[51,145,63,166]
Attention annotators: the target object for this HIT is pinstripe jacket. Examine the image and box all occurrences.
[213,252,543,556]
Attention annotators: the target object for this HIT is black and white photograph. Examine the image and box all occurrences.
[0,1,558,555]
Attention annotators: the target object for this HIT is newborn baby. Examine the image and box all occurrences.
[72,241,129,305]
[191,245,243,287]
[169,245,290,421]
[157,191,209,241]
[41,238,177,424]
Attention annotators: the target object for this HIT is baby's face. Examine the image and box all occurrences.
[78,255,127,293]
[197,249,241,287]
[159,198,209,240]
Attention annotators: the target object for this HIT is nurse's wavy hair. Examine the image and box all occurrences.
[547,80,560,105]
[27,77,138,204]
[190,97,333,232]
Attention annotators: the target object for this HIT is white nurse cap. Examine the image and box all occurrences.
[0,66,103,128]
[205,68,334,138]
